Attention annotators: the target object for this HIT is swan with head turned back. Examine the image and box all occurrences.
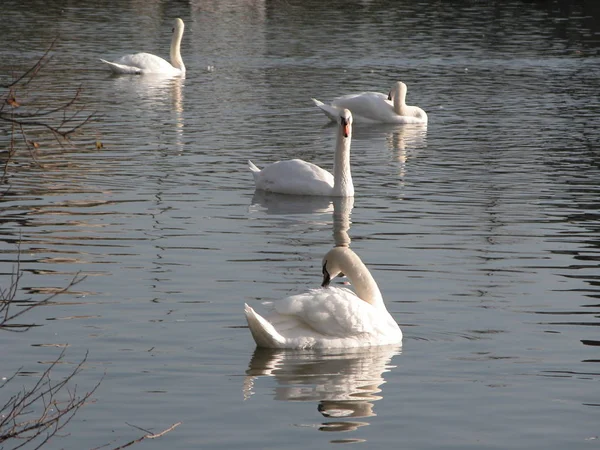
[312,81,427,124]
[244,246,403,349]
[100,18,186,76]
[248,108,354,197]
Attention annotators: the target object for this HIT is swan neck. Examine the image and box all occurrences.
[332,129,354,197]
[345,256,384,307]
[170,25,185,73]
[393,84,407,115]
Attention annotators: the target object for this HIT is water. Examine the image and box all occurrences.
[1,0,599,448]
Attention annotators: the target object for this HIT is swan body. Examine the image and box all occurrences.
[312,81,427,124]
[244,246,403,349]
[101,18,186,76]
[248,109,354,197]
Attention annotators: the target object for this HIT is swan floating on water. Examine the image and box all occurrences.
[244,246,403,349]
[248,108,354,197]
[101,18,186,76]
[312,81,427,124]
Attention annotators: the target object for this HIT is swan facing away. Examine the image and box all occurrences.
[244,246,403,349]
[312,81,427,124]
[248,109,354,197]
[101,18,186,76]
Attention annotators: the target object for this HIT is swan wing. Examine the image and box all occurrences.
[102,53,180,75]
[329,92,399,123]
[312,98,340,122]
[100,58,142,75]
[253,159,334,196]
[245,303,286,348]
[274,287,385,337]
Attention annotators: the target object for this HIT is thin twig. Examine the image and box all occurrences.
[109,422,182,450]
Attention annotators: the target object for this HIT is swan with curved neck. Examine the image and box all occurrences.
[312,81,427,124]
[244,246,403,349]
[248,109,354,197]
[101,18,186,76]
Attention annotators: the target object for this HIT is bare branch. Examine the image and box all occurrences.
[0,38,94,183]
[0,350,102,448]
[3,38,57,90]
[106,422,182,450]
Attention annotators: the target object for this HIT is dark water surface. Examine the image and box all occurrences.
[1,0,599,449]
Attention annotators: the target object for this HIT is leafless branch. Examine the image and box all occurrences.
[0,38,95,182]
[1,243,179,449]
[106,422,182,450]
[0,349,101,448]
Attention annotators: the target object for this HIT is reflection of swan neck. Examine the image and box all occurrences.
[170,19,185,73]
[332,126,353,197]
[332,197,353,247]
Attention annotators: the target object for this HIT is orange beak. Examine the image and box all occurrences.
[342,120,350,138]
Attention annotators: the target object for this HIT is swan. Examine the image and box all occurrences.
[244,246,403,349]
[100,18,186,76]
[248,108,354,197]
[312,81,427,124]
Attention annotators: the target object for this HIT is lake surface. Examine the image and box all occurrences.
[1,0,599,449]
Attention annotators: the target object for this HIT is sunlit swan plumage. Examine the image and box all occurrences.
[244,246,403,349]
[248,109,354,197]
[312,81,427,124]
[101,18,186,76]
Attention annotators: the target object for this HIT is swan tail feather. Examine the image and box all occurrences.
[311,98,339,122]
[245,303,285,348]
[248,160,260,173]
[248,160,262,183]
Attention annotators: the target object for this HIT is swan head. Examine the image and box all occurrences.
[321,246,353,287]
[388,81,407,102]
[338,109,353,138]
[172,18,185,34]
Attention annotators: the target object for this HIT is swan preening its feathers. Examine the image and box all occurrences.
[244,246,402,349]
[101,18,186,76]
[248,108,354,197]
[312,81,427,124]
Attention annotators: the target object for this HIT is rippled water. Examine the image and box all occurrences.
[1,0,599,449]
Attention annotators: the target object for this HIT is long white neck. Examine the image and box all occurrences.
[344,251,384,308]
[332,127,354,197]
[392,82,408,116]
[170,22,185,73]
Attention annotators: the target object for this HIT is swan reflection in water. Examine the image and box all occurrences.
[249,190,334,216]
[244,345,401,437]
[385,123,427,179]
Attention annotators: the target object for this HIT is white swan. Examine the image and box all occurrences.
[100,18,186,76]
[248,109,354,197]
[244,246,403,349]
[312,81,427,124]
